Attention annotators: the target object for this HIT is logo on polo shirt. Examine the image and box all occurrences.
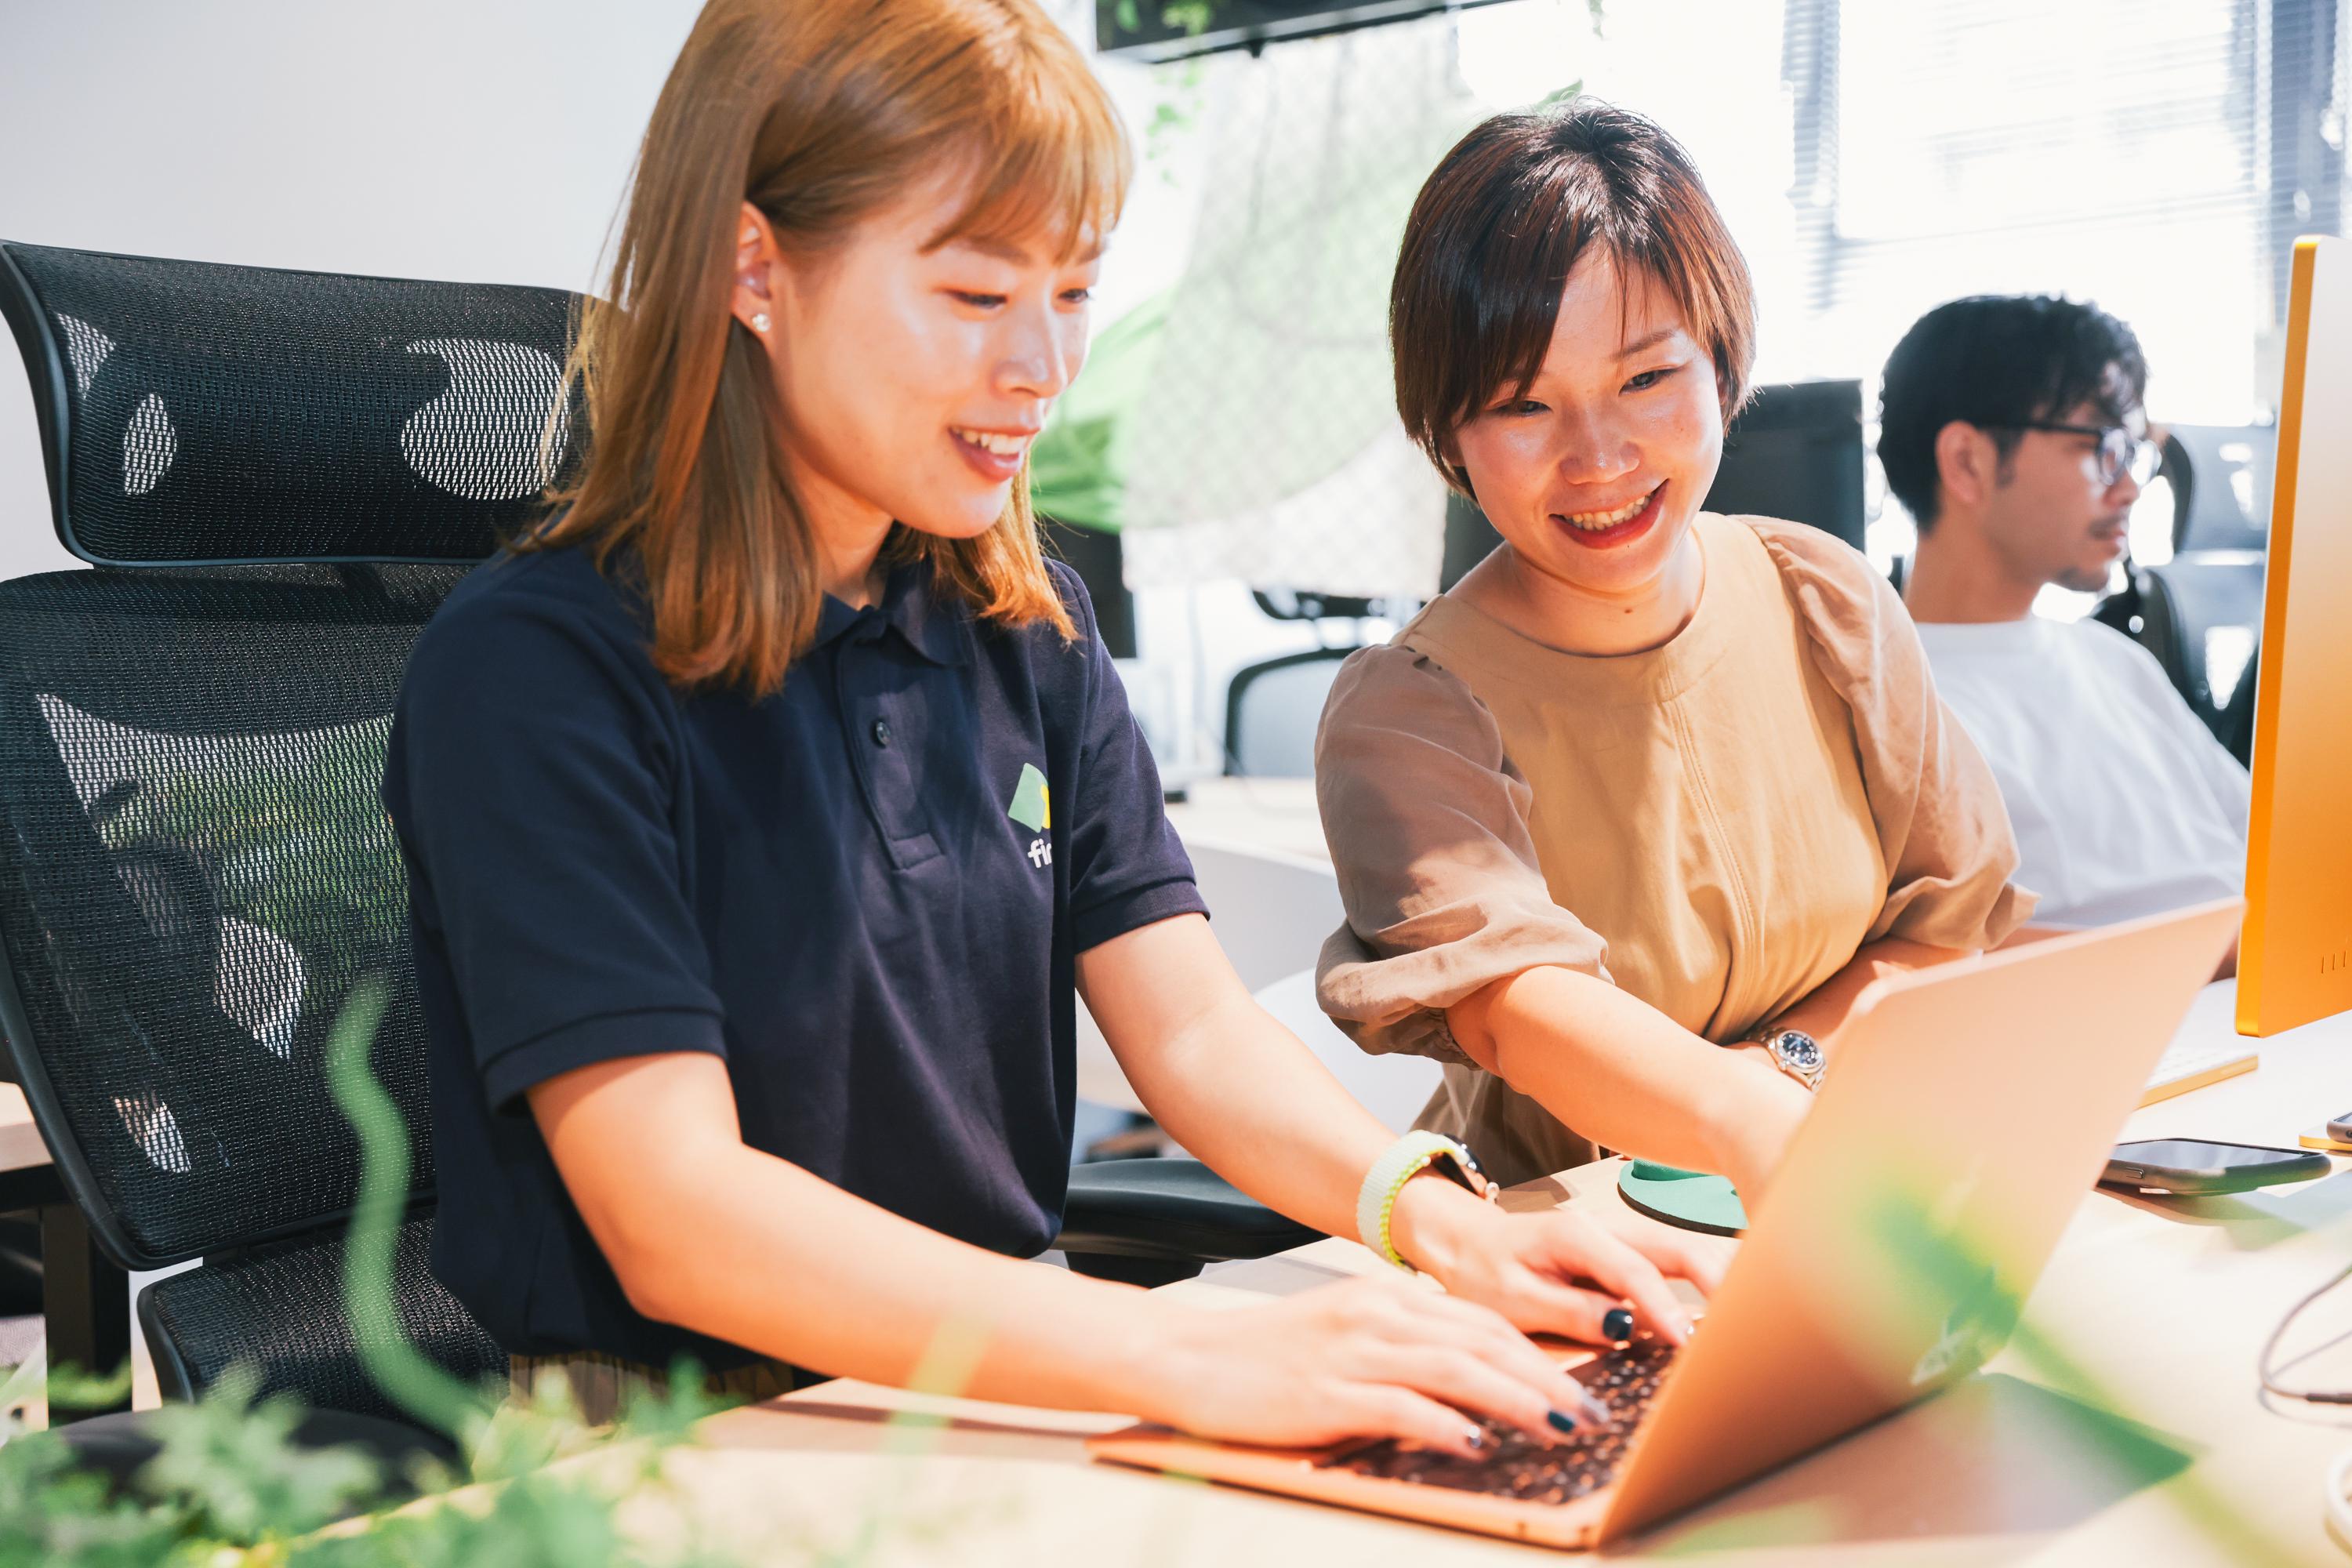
[1007,763,1052,868]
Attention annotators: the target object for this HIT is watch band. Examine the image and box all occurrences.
[1355,1130,1499,1272]
[1747,1025,1826,1091]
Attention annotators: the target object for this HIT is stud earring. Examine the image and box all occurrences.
[750,312,771,334]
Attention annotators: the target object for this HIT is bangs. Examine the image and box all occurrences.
[926,45,1129,265]
[1459,181,1740,423]
[1392,103,1759,490]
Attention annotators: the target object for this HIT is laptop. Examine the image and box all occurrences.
[1089,898,2244,1549]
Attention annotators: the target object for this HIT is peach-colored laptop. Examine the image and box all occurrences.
[1090,898,2243,1549]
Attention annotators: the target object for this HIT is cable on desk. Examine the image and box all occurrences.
[2260,1262,2352,1406]
[2255,1261,2352,1552]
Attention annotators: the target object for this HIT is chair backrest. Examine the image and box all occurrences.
[1224,647,1354,778]
[2143,559,2266,734]
[2161,423,2273,554]
[1191,840,1439,1131]
[0,563,467,1269]
[1077,837,1442,1131]
[0,241,580,565]
[2088,424,2275,750]
[0,241,579,1272]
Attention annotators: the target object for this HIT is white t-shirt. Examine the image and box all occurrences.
[1914,615,2251,927]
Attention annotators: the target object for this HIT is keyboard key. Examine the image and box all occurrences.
[1321,1341,1675,1502]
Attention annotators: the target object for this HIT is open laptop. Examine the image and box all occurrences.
[1090,898,2243,1549]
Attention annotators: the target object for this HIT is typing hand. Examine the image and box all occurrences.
[1135,1276,1608,1458]
[1390,1173,1730,1347]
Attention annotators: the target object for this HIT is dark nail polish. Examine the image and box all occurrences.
[1547,1409,1578,1436]
[1602,1307,1635,1341]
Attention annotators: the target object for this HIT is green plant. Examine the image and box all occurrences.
[0,985,751,1567]
[0,981,1009,1566]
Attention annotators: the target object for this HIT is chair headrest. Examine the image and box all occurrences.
[0,241,585,565]
[2159,423,2273,555]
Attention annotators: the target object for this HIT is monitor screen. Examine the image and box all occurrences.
[1700,380,1867,554]
[1095,0,1512,64]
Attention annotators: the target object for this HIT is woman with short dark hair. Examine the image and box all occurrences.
[1316,103,2034,1195]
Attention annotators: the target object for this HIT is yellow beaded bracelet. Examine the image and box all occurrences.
[1354,1130,1500,1271]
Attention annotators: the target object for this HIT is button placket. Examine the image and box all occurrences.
[834,633,940,869]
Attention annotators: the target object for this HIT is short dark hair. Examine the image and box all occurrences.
[1389,100,1756,493]
[1877,295,2149,531]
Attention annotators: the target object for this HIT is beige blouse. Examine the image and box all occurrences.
[1314,514,2034,1186]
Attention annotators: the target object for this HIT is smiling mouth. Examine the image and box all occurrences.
[951,427,1035,459]
[1550,482,1666,549]
[1559,485,1661,532]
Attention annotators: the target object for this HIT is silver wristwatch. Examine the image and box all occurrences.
[1749,1026,1825,1091]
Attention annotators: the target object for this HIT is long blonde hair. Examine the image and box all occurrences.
[533,0,1128,695]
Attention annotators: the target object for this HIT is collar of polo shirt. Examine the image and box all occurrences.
[811,559,975,667]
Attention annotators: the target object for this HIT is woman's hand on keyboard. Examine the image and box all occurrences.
[1391,1177,1730,1347]
[1134,1277,1606,1457]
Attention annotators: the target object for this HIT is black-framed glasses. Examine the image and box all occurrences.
[2012,421,2163,488]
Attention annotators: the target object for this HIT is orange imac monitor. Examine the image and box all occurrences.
[2238,235,2352,1036]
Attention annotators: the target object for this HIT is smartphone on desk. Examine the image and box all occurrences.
[2101,1138,2330,1196]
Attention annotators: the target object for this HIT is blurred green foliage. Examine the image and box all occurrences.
[0,985,749,1568]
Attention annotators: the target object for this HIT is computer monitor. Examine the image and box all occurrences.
[1094,0,1513,64]
[1699,379,1867,554]
[1437,379,1869,590]
[2236,235,2352,1036]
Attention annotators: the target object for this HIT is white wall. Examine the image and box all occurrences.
[0,0,706,580]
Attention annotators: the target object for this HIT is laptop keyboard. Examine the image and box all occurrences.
[1319,1340,1675,1504]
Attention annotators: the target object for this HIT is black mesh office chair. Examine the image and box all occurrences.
[0,240,1305,1431]
[2093,425,2270,763]
[0,241,557,1466]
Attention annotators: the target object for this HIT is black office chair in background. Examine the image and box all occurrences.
[2093,423,2270,764]
[0,239,1306,1446]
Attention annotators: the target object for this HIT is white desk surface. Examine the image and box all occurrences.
[580,987,2352,1566]
[1164,776,1327,863]
[0,1084,46,1177]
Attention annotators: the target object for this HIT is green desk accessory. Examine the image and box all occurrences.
[1617,1160,1748,1236]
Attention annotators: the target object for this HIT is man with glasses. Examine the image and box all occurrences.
[1879,295,2249,951]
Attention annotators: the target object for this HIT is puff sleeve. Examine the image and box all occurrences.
[1312,644,1611,1065]
[1748,518,2038,947]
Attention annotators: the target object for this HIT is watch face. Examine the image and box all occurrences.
[1774,1032,1824,1073]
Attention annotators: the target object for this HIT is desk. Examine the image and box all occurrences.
[0,1085,46,1178]
[583,993,2352,1565]
[1163,776,1327,863]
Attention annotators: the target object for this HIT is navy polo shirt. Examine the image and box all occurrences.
[383,545,1202,1369]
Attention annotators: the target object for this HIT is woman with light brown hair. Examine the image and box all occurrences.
[1317,102,2034,1199]
[383,0,1722,1450]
